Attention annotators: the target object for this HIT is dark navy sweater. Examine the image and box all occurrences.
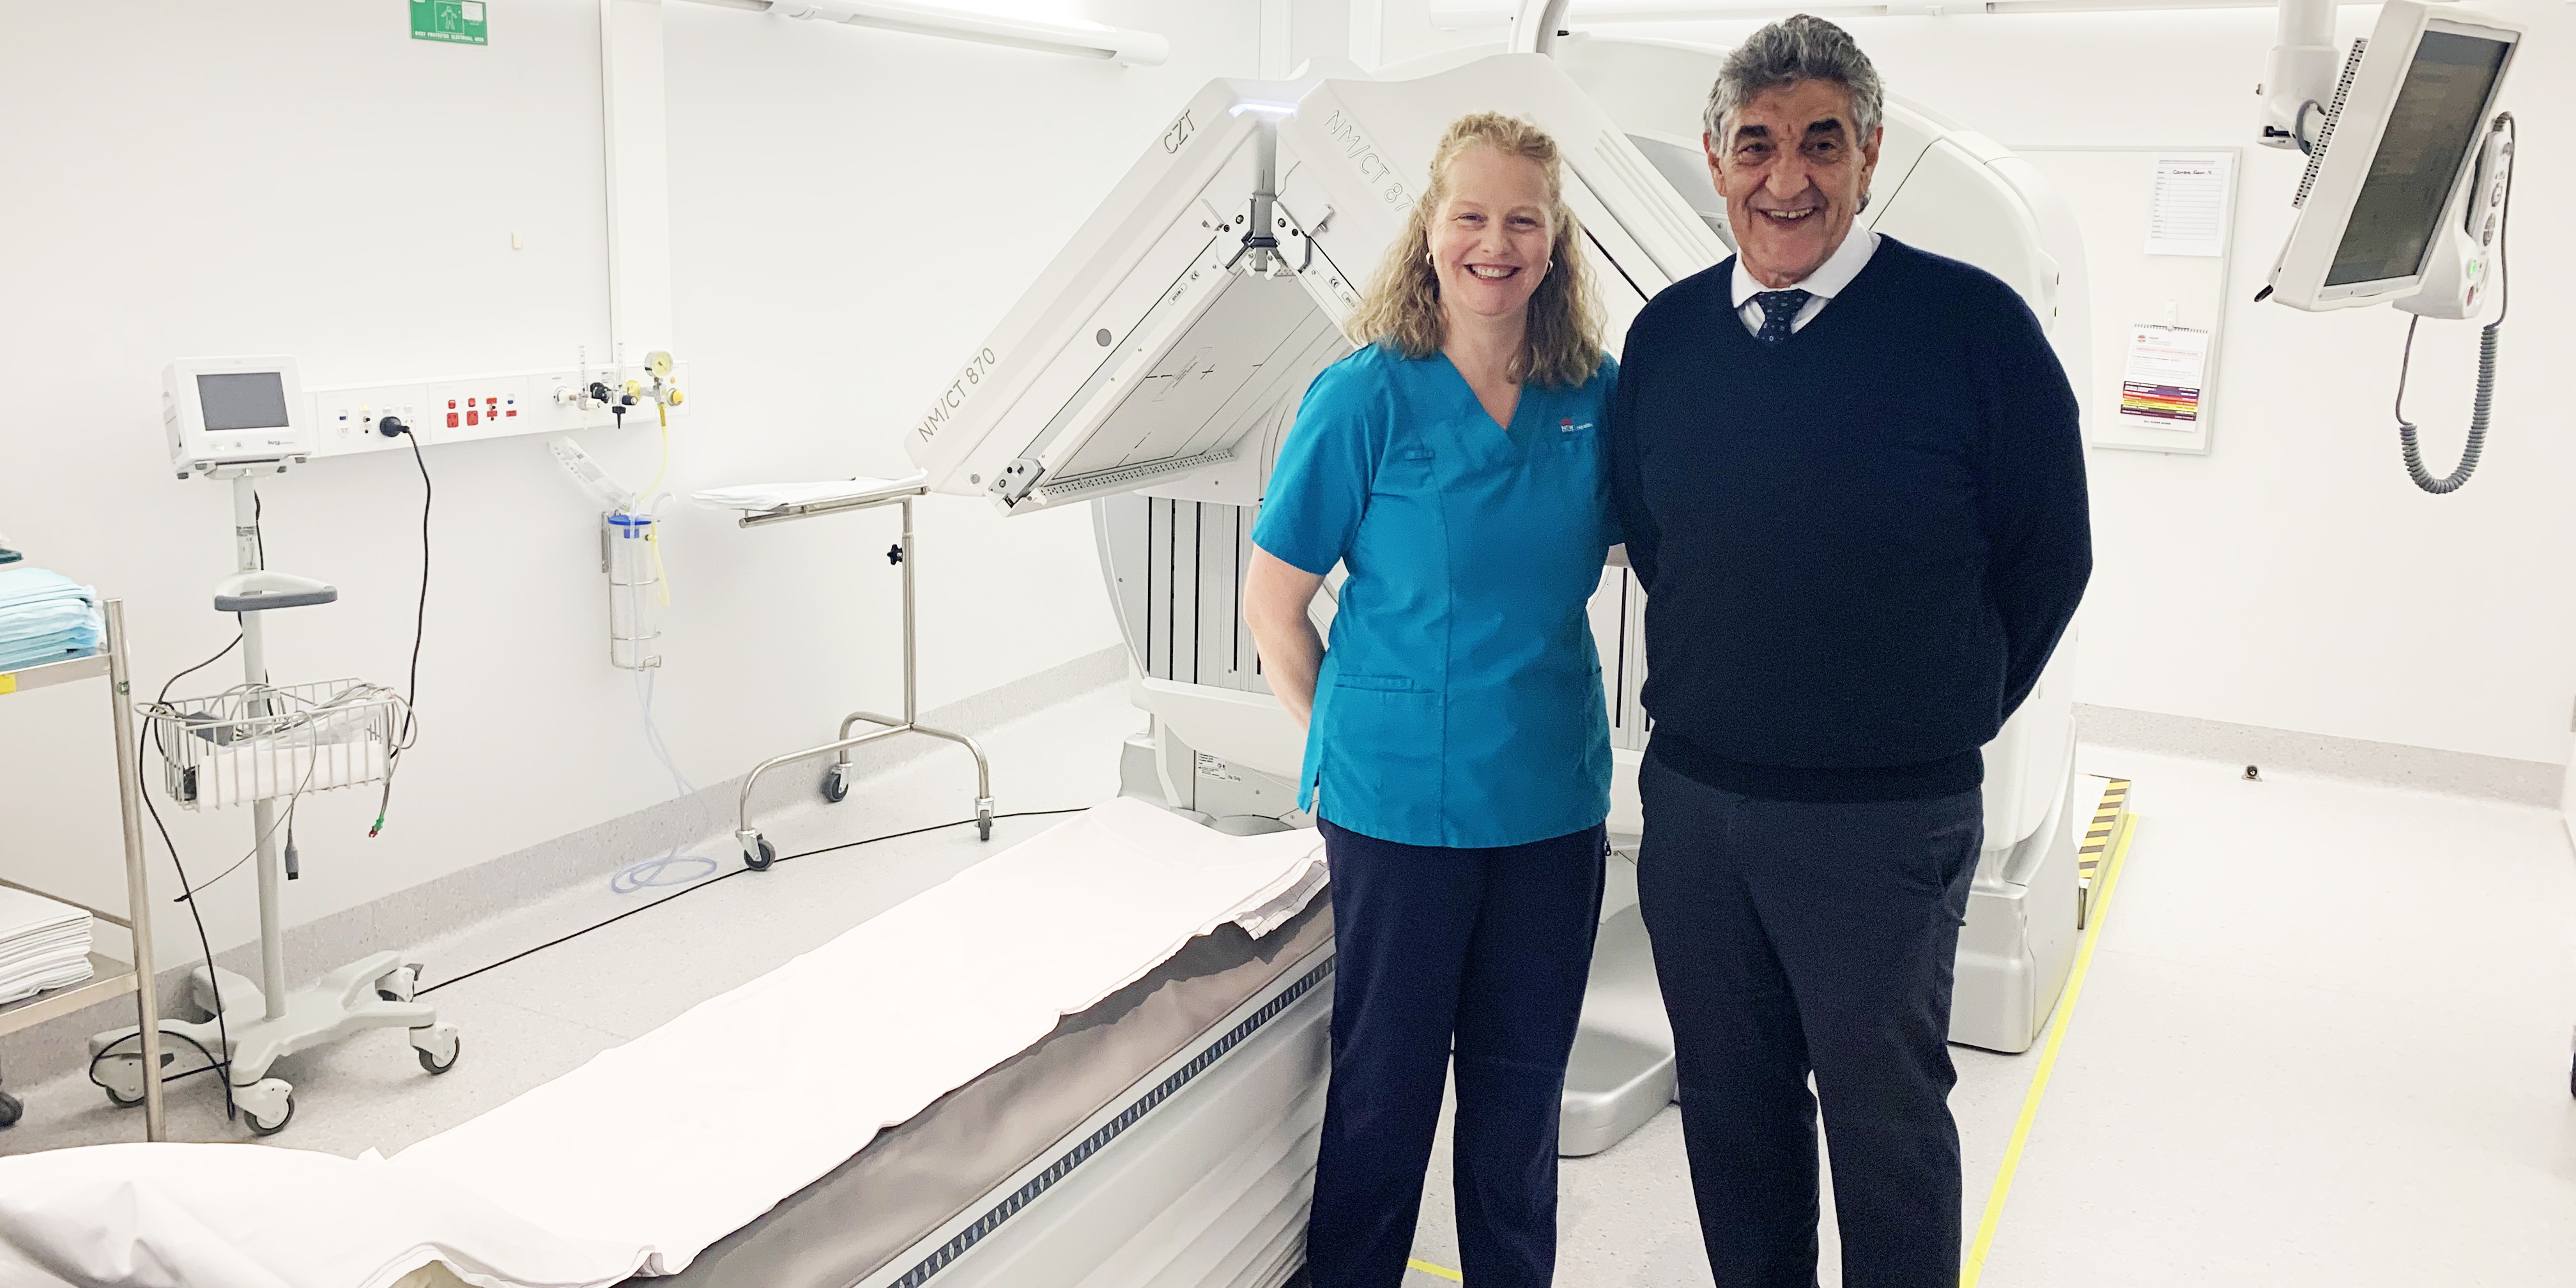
[1609,237,2092,802]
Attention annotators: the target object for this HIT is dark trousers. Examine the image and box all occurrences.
[1305,818,1606,1288]
[1636,750,1982,1288]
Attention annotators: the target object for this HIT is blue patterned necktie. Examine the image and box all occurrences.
[1753,289,1813,344]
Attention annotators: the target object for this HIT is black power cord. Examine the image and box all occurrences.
[418,808,1089,998]
[371,417,433,836]
[136,633,247,1119]
[88,1027,231,1105]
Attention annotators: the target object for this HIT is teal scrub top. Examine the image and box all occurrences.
[1251,343,1621,850]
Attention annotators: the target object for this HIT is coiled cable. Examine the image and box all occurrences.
[2393,111,2513,496]
[2393,316,2494,495]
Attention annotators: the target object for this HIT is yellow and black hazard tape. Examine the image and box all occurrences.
[2075,776,2129,930]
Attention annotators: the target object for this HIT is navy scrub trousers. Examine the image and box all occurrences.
[1636,750,1984,1288]
[1306,818,1606,1288]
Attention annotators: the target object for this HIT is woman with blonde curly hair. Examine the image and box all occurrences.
[1241,112,1618,1287]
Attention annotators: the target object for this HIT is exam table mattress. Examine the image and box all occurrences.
[0,799,1332,1288]
[645,896,1335,1288]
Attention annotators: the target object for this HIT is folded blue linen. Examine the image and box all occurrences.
[0,601,96,645]
[0,568,89,613]
[0,628,98,672]
[0,569,102,671]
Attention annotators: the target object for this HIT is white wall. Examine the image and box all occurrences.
[0,1,1255,966]
[1367,0,2576,766]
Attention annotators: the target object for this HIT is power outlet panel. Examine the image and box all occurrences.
[307,362,687,457]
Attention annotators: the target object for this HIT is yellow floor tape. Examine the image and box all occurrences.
[1407,1257,1464,1281]
[1959,808,2140,1288]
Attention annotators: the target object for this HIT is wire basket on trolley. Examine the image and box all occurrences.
[140,680,411,810]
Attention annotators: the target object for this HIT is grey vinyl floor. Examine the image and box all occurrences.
[3,682,2572,1287]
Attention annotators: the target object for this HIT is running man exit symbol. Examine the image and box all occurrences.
[411,1,489,45]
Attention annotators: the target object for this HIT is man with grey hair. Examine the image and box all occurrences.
[1607,15,2090,1287]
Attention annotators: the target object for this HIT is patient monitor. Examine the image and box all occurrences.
[905,29,2098,1151]
[164,355,315,478]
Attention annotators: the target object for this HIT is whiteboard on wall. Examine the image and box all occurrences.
[2017,147,2241,456]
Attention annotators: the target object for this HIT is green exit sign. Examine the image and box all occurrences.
[411,1,489,45]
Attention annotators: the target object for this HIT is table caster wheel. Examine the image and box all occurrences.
[0,1089,22,1129]
[977,813,992,842]
[744,834,776,872]
[238,1078,294,1136]
[411,1022,461,1075]
[822,764,850,804]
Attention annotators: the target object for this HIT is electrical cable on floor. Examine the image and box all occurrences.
[420,808,1091,998]
[372,427,434,837]
[87,1026,231,1104]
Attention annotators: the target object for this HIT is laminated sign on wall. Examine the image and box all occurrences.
[2143,155,2233,257]
[2117,325,2210,431]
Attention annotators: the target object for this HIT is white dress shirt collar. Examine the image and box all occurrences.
[1730,227,1883,310]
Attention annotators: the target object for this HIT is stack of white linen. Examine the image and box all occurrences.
[0,887,92,1006]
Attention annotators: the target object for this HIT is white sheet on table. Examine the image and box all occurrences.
[390,797,1326,1274]
[0,1144,648,1288]
[0,799,1326,1288]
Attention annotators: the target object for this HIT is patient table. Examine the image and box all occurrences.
[647,900,1332,1288]
[0,801,1333,1288]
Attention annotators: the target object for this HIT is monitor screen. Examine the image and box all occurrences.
[2326,29,2510,288]
[196,371,292,433]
